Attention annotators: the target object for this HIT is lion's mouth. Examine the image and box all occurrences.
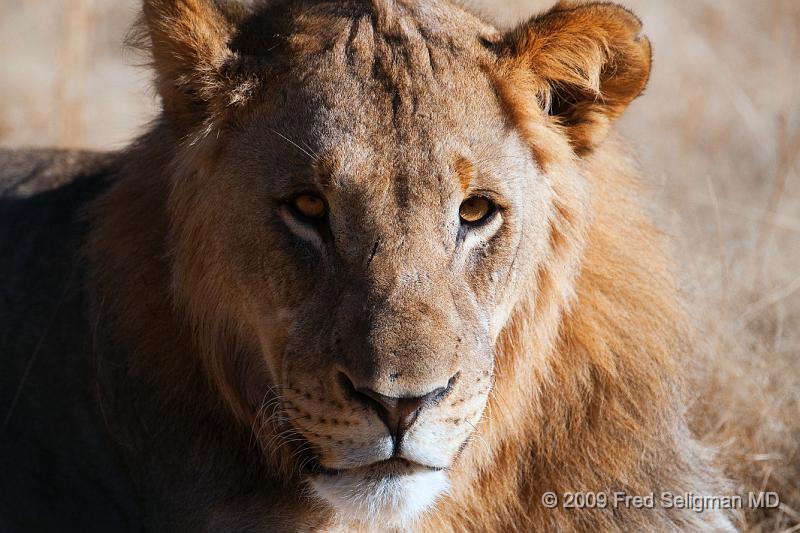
[317,457,445,478]
[283,428,444,478]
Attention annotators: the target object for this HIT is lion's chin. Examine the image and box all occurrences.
[310,463,449,529]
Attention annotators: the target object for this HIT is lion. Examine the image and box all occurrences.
[2,0,787,531]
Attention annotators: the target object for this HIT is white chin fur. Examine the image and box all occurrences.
[310,469,449,529]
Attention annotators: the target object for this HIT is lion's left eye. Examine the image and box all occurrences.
[459,196,495,224]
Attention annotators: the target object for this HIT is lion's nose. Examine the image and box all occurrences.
[339,372,457,444]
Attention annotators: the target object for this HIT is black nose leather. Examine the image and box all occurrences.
[340,373,456,444]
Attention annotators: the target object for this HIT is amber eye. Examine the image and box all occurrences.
[459,196,494,224]
[292,194,327,220]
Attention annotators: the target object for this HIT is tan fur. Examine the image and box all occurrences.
[84,0,740,530]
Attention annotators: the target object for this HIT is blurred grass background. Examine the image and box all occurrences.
[0,0,797,530]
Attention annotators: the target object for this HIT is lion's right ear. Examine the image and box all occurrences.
[140,0,251,133]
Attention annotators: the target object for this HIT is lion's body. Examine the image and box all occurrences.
[1,0,785,531]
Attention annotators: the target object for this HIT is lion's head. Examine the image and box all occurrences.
[133,0,651,526]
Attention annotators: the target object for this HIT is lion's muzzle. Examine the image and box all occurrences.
[337,371,459,450]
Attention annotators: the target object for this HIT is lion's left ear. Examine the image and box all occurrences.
[497,1,652,154]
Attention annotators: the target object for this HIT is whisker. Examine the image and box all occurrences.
[464,419,492,458]
[270,129,315,160]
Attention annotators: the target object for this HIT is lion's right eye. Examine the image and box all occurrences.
[291,194,327,221]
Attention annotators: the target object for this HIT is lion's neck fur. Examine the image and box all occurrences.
[88,127,729,530]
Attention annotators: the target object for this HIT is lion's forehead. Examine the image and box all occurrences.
[286,74,513,197]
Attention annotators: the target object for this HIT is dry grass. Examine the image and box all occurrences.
[0,0,797,530]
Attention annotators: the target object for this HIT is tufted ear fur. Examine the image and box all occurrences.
[499,1,652,155]
[139,0,252,135]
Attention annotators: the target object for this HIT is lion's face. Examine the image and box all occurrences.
[147,0,651,526]
[210,29,552,524]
